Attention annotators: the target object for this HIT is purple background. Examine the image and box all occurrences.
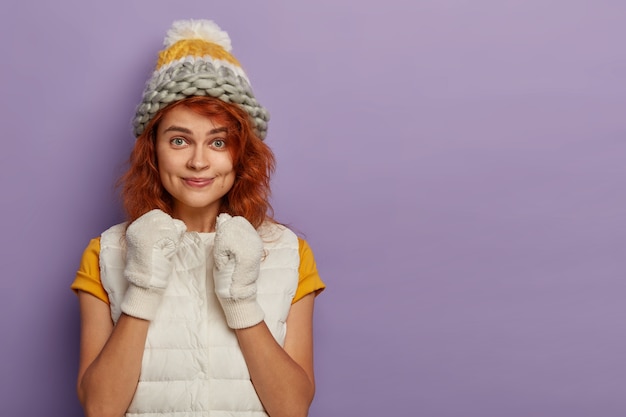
[1,1,624,416]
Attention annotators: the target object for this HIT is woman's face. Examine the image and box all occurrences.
[155,105,236,220]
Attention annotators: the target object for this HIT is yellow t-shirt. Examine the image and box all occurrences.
[71,236,325,304]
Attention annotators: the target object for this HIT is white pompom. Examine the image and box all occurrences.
[164,19,232,51]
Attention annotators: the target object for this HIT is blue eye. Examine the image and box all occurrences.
[171,137,186,146]
[212,139,226,149]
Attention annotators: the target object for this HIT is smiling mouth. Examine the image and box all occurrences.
[183,177,214,187]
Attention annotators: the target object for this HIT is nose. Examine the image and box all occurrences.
[187,146,209,170]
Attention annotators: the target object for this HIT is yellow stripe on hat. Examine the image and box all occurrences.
[156,39,241,69]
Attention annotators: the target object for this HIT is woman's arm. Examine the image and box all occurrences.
[235,293,317,417]
[76,210,186,417]
[77,291,150,417]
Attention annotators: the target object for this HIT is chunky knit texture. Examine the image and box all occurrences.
[132,19,270,140]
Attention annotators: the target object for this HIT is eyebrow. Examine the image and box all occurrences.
[162,125,228,135]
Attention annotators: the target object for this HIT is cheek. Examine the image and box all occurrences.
[157,148,184,174]
[156,157,172,182]
[216,153,235,174]
[155,146,169,173]
[218,158,236,190]
[220,165,236,189]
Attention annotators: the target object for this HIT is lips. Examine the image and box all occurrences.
[183,177,214,187]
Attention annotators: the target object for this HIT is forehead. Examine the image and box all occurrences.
[158,105,229,132]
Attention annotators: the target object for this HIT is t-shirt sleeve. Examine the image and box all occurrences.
[70,237,110,304]
[292,238,326,304]
[71,236,322,306]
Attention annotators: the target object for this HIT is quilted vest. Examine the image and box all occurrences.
[99,221,300,417]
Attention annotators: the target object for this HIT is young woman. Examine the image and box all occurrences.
[71,19,325,417]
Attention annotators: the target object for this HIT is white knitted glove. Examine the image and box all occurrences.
[213,213,265,329]
[121,209,187,321]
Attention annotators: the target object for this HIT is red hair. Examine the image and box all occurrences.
[119,96,275,228]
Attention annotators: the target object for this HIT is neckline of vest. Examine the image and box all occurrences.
[182,231,215,245]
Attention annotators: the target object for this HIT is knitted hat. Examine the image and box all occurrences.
[132,19,269,140]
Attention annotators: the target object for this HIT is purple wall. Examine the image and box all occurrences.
[1,1,624,416]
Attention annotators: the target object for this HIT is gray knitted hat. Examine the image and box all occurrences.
[132,19,269,139]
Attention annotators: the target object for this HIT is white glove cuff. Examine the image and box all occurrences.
[218,298,265,329]
[121,285,164,321]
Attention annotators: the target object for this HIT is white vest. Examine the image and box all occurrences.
[99,222,300,417]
